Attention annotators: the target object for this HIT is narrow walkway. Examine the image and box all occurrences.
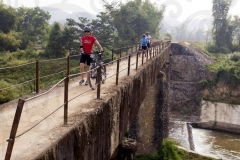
[0,51,156,159]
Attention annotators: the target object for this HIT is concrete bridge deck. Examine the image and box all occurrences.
[0,43,170,160]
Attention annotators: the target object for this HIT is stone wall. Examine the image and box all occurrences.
[169,43,215,122]
[34,45,170,160]
[193,101,240,134]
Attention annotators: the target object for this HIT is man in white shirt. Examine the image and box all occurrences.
[146,32,152,48]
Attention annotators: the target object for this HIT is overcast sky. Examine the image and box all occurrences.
[3,0,240,30]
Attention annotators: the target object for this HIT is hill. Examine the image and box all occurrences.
[41,7,96,24]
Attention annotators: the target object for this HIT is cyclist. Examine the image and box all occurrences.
[141,34,149,56]
[145,32,152,48]
[79,26,103,85]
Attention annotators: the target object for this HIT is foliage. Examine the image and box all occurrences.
[0,80,14,103]
[0,3,17,33]
[45,22,67,58]
[201,49,240,104]
[104,0,165,46]
[206,43,230,54]
[136,139,216,160]
[0,31,20,51]
[16,6,51,49]
[212,0,232,48]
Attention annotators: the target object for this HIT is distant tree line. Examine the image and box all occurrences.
[0,0,165,60]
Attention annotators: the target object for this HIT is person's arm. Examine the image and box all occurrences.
[80,37,84,53]
[94,40,103,52]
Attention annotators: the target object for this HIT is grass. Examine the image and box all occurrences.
[136,138,217,160]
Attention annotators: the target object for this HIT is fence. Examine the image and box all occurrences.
[3,41,171,160]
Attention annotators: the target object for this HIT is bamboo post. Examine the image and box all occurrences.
[97,66,101,99]
[36,60,39,93]
[5,99,25,160]
[64,75,69,124]
[116,59,120,85]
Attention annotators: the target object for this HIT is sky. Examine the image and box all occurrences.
[2,0,240,31]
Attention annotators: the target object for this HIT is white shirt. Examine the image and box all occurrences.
[146,34,152,42]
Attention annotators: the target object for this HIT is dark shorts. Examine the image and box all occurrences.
[80,54,92,66]
[142,46,147,50]
[147,43,151,48]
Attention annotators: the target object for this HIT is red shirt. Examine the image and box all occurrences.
[81,35,96,55]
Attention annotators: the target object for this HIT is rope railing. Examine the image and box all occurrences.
[0,78,36,91]
[0,61,35,70]
[4,41,172,160]
[25,76,66,102]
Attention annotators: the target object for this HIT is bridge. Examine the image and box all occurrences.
[0,41,171,159]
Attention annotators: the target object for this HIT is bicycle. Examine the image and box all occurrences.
[88,51,107,90]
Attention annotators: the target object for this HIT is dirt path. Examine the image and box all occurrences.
[0,52,152,159]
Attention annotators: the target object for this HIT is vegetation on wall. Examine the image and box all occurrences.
[136,139,216,160]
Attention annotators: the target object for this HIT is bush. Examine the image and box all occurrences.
[229,52,240,62]
[207,44,231,53]
[0,80,14,103]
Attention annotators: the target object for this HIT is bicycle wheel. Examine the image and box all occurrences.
[88,64,97,90]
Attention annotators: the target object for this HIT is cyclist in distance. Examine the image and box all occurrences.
[146,31,152,49]
[141,34,149,56]
[79,26,104,85]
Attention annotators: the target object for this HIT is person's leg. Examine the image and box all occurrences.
[85,55,92,85]
[80,63,85,79]
[79,54,86,84]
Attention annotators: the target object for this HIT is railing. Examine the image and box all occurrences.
[3,40,171,160]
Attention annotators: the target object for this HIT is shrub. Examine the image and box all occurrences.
[229,52,240,62]
[206,44,231,54]
[0,80,14,103]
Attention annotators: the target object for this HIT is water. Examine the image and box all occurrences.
[192,128,240,160]
[169,121,240,160]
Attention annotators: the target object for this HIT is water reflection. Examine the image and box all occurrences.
[192,128,240,160]
[169,121,240,160]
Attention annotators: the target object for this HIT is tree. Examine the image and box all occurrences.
[212,0,232,48]
[45,22,66,58]
[0,3,17,33]
[104,0,165,46]
[90,12,115,48]
[16,7,51,49]
[231,16,240,51]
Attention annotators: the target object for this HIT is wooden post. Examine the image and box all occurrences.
[36,60,39,93]
[136,50,138,70]
[127,55,131,76]
[64,75,69,124]
[146,49,148,60]
[116,59,120,85]
[112,49,114,63]
[120,48,122,61]
[67,56,70,78]
[97,66,101,99]
[5,99,25,160]
[126,46,128,58]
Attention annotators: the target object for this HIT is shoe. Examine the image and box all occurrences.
[79,79,84,85]
[85,80,89,85]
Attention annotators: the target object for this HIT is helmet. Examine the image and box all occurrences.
[84,26,91,32]
[143,34,146,37]
[146,32,149,34]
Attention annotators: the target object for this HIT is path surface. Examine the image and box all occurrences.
[0,52,153,159]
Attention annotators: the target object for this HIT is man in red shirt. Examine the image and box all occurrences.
[79,26,103,85]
